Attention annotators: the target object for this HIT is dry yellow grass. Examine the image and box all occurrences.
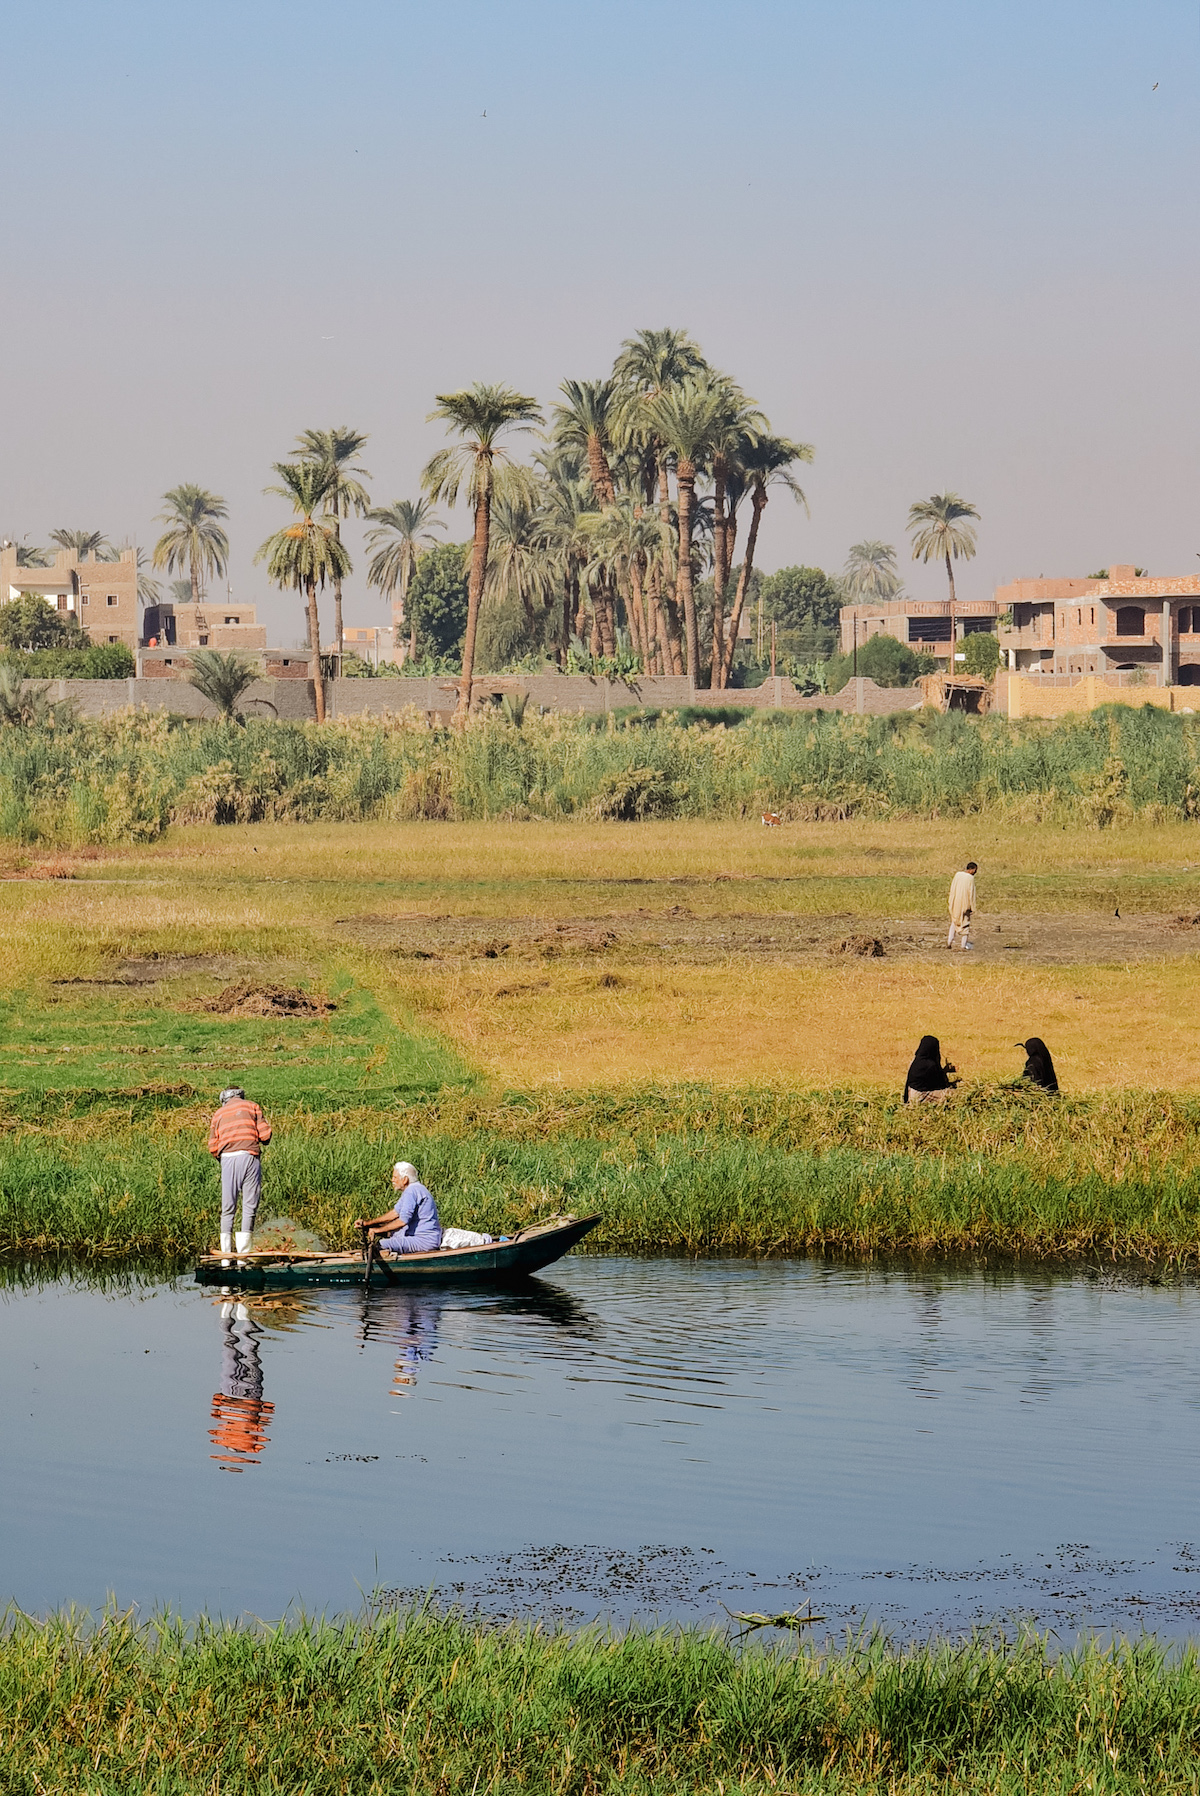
[2,816,1199,1095]
[397,954,1200,1093]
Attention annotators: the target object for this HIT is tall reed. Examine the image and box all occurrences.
[3,704,1199,843]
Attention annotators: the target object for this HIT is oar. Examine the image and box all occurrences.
[361,1225,398,1288]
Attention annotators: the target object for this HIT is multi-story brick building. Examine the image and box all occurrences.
[1,545,140,650]
[838,594,1003,667]
[145,600,267,652]
[996,566,1200,684]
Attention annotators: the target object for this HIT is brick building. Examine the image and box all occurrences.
[141,598,266,652]
[996,565,1200,684]
[838,594,1003,666]
[1,545,140,650]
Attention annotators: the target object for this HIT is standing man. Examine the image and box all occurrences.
[947,861,977,952]
[208,1086,272,1256]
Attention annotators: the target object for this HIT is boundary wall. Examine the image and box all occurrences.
[27,674,927,722]
[1000,674,1200,718]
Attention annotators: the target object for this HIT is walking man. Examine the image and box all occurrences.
[947,861,977,951]
[208,1086,272,1256]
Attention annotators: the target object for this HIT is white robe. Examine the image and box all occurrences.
[948,869,976,926]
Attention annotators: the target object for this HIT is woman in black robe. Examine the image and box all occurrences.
[903,1035,956,1104]
[1017,1037,1059,1093]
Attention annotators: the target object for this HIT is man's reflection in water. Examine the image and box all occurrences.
[209,1301,275,1471]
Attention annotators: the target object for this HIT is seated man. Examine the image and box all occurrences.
[356,1162,443,1255]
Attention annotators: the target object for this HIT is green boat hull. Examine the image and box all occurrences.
[194,1213,601,1289]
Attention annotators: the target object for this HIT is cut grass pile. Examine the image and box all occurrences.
[5,702,1200,843]
[5,1606,1200,1794]
[6,1086,1200,1262]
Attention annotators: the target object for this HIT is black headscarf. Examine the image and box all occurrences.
[904,1035,951,1102]
[1019,1037,1058,1093]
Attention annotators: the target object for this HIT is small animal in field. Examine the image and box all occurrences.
[761,811,782,828]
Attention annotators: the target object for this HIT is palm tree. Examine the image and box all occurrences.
[707,382,766,687]
[582,499,663,666]
[641,375,731,681]
[7,542,51,568]
[291,427,371,666]
[483,495,555,641]
[552,379,618,506]
[49,528,109,560]
[186,649,261,720]
[843,540,904,603]
[152,485,230,607]
[611,327,709,503]
[906,492,979,661]
[718,433,814,688]
[254,461,349,723]
[106,541,162,605]
[365,498,444,659]
[421,383,543,711]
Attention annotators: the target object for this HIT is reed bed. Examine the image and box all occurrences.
[4,703,1200,843]
[4,1086,1200,1263]
[3,1606,1200,1793]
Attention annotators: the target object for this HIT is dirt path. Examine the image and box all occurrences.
[335,909,1200,968]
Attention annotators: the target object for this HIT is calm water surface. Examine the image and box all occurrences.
[2,1257,1199,1638]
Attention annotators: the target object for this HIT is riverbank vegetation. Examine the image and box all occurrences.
[6,1086,1200,1263]
[2,702,1200,843]
[5,1605,1200,1793]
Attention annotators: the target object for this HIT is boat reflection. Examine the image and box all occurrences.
[349,1277,599,1395]
[208,1301,275,1472]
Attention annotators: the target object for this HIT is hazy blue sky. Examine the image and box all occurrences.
[2,0,1196,642]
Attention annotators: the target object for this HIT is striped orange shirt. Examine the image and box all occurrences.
[207,1098,272,1157]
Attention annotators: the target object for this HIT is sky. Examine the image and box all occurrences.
[1,0,1197,644]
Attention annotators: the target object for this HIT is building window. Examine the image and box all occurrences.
[962,619,995,635]
[164,658,172,666]
[81,594,89,605]
[908,617,952,643]
[1115,606,1145,637]
[1181,608,1194,634]
[57,595,68,611]
[224,615,239,624]
[1090,608,1094,625]
[108,635,119,644]
[199,635,208,645]
[106,595,118,607]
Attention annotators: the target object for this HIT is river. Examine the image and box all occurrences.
[2,1256,1198,1640]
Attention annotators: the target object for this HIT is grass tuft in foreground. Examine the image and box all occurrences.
[3,1606,1200,1794]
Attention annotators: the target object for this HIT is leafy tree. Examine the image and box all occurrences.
[825,633,930,692]
[186,649,261,719]
[961,630,1000,677]
[365,498,445,657]
[1,542,51,568]
[49,528,109,559]
[842,540,903,603]
[0,594,85,652]
[0,664,65,726]
[254,461,349,723]
[480,497,555,669]
[421,384,543,711]
[907,492,979,646]
[405,541,471,663]
[552,378,618,505]
[152,485,230,607]
[291,426,372,664]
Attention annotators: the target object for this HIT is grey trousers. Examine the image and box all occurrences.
[220,1152,262,1232]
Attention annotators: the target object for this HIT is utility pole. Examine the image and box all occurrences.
[852,615,858,681]
[770,619,777,678]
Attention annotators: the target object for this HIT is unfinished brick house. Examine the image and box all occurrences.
[996,566,1200,685]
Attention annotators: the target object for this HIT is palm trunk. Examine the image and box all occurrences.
[459,492,491,713]
[333,578,344,670]
[720,484,767,688]
[628,556,649,664]
[945,551,957,671]
[587,434,616,507]
[710,455,728,690]
[675,458,700,682]
[306,574,326,723]
[190,556,200,610]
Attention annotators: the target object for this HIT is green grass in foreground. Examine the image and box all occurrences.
[4,1087,1200,1262]
[3,1607,1200,1794]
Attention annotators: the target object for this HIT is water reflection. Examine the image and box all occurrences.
[209,1303,274,1472]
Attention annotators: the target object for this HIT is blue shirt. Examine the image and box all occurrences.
[395,1181,441,1239]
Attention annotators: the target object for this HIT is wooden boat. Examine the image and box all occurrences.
[194,1213,601,1289]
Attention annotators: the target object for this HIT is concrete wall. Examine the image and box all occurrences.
[1001,674,1200,718]
[34,673,930,722]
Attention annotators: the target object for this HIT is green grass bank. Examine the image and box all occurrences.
[5,1087,1200,1263]
[4,1607,1200,1794]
